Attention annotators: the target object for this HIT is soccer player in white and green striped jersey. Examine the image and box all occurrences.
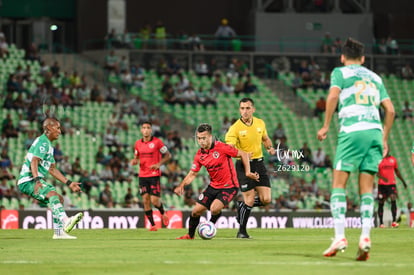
[317,38,395,261]
[18,118,84,239]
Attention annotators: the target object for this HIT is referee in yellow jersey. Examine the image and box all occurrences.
[225,97,276,238]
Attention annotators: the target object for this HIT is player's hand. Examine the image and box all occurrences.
[246,171,259,182]
[317,126,329,141]
[130,159,139,166]
[174,185,184,196]
[150,163,161,170]
[267,147,276,155]
[34,181,43,195]
[69,182,82,193]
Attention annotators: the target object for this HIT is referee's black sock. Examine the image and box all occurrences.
[239,204,252,234]
[378,201,384,225]
[391,200,397,222]
[210,212,222,224]
[253,196,263,207]
[155,203,165,215]
[189,215,200,238]
[145,210,155,226]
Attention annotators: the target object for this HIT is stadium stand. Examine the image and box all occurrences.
[0,42,413,213]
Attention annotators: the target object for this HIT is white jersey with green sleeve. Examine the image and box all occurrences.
[18,134,55,184]
[330,64,390,133]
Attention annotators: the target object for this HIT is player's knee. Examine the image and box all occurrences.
[262,197,271,205]
[150,197,160,206]
[210,206,222,215]
[191,211,201,218]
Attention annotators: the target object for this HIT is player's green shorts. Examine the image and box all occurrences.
[334,129,383,173]
[18,178,56,204]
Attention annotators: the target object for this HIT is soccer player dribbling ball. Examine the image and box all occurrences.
[17,118,84,239]
[174,123,258,240]
[377,148,407,228]
[317,37,395,261]
[131,121,171,231]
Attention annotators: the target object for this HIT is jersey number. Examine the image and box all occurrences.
[354,80,378,106]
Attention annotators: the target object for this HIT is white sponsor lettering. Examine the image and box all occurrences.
[76,211,104,229]
[292,217,374,228]
[261,216,288,228]
[216,216,239,229]
[108,216,139,229]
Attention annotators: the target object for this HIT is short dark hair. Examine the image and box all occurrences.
[240,97,254,106]
[197,123,212,134]
[42,117,60,132]
[140,121,152,127]
[342,37,365,59]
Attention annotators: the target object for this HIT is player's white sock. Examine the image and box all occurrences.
[49,195,68,228]
[330,188,347,239]
[360,193,374,238]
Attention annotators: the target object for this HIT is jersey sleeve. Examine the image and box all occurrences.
[330,68,343,90]
[134,141,140,157]
[225,124,238,146]
[191,153,201,172]
[221,142,238,158]
[379,82,390,102]
[157,139,169,154]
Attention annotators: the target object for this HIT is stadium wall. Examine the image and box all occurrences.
[1,209,381,230]
[255,12,374,52]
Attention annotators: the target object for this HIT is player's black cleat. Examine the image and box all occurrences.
[237,231,251,239]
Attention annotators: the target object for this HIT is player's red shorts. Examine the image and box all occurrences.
[139,176,161,197]
[197,185,237,209]
[378,184,397,200]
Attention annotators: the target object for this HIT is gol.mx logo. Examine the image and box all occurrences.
[1,210,19,229]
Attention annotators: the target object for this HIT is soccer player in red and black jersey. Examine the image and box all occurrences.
[131,121,172,231]
[377,148,407,228]
[174,123,259,239]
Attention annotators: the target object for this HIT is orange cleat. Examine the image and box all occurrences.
[391,222,399,228]
[379,224,385,228]
[356,237,371,261]
[162,214,170,227]
[323,238,348,257]
[149,226,158,231]
[176,234,194,240]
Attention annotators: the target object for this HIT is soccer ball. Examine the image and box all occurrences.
[197,221,217,240]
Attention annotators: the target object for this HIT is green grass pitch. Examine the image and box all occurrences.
[1,228,412,275]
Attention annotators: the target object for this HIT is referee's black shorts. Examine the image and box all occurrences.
[236,158,270,192]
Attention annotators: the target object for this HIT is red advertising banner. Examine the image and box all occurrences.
[1,210,19,229]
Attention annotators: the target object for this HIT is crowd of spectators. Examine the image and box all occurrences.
[292,59,330,92]
[104,18,243,52]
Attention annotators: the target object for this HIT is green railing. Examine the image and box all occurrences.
[82,34,414,54]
